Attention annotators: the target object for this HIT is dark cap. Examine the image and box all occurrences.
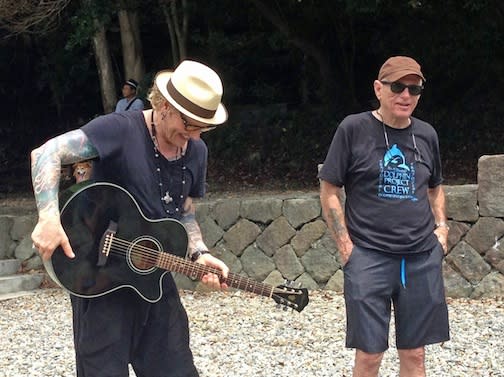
[124,79,139,90]
[378,56,426,82]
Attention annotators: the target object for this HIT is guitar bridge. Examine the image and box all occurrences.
[97,221,118,266]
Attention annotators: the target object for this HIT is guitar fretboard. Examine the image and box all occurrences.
[157,252,274,298]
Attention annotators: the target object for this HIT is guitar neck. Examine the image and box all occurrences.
[157,252,273,298]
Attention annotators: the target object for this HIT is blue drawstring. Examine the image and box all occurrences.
[400,257,406,288]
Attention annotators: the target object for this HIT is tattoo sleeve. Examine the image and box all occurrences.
[327,207,349,240]
[31,129,98,218]
[180,197,209,258]
[320,181,352,249]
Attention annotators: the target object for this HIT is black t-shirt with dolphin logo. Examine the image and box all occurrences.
[319,111,442,254]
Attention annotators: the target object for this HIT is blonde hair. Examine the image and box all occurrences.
[147,83,167,111]
[147,70,174,111]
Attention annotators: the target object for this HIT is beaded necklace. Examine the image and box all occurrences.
[150,110,187,217]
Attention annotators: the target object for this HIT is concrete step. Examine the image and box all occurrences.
[0,273,44,295]
[0,290,39,301]
[0,259,22,276]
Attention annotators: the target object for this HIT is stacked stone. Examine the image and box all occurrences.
[1,155,504,298]
[0,213,39,270]
[180,154,504,298]
[444,155,504,298]
[185,192,343,293]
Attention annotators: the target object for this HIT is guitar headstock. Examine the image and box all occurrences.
[272,284,309,312]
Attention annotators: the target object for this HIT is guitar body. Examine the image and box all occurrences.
[45,182,188,302]
[45,182,310,312]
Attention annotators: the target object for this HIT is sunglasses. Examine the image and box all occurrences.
[380,81,424,96]
[180,113,216,133]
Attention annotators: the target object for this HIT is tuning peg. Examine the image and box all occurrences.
[283,305,289,311]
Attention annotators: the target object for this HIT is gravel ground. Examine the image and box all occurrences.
[1,289,503,377]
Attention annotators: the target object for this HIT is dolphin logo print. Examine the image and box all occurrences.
[384,144,410,171]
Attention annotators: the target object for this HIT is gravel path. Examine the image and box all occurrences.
[1,289,503,377]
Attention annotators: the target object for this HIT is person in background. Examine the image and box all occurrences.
[31,60,229,376]
[319,56,450,377]
[115,78,144,112]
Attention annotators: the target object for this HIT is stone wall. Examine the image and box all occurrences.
[189,154,504,298]
[441,155,504,298]
[1,154,503,298]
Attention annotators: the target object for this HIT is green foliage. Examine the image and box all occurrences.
[205,103,342,187]
[1,0,504,191]
[66,0,116,50]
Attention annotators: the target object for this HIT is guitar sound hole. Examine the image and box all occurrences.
[129,239,158,273]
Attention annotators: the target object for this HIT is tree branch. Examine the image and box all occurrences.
[0,0,72,37]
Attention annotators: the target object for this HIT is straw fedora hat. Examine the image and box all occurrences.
[155,60,228,125]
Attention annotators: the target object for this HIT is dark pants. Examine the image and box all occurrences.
[343,244,450,353]
[71,276,199,377]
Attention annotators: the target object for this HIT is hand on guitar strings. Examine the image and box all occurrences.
[196,253,229,290]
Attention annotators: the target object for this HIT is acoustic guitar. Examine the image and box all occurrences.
[44,182,309,312]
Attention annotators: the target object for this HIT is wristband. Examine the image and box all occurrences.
[190,250,209,262]
[435,222,450,230]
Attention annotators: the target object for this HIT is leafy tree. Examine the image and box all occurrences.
[1,0,503,192]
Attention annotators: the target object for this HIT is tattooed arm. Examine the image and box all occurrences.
[31,129,99,261]
[320,179,354,265]
[181,197,229,289]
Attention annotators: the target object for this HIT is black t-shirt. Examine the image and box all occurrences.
[81,111,207,220]
[319,111,442,254]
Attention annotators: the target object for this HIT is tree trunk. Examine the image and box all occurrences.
[118,9,145,82]
[160,0,189,66]
[164,5,179,64]
[92,21,116,113]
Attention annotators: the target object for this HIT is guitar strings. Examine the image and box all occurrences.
[93,235,302,309]
[109,237,216,272]
[108,238,302,298]
[104,236,275,296]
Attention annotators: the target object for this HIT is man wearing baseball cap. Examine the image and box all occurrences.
[31,60,230,376]
[115,78,145,112]
[319,56,449,376]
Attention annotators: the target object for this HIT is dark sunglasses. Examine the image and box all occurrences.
[380,81,424,96]
[180,113,216,133]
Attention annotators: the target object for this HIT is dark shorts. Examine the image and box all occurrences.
[71,276,199,377]
[343,243,450,353]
